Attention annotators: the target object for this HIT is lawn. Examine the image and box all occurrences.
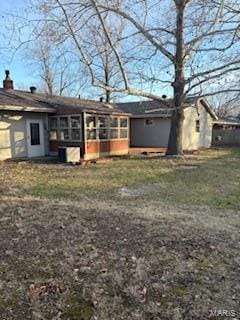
[0,148,239,319]
[0,147,240,209]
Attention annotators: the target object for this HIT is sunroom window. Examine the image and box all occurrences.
[59,116,69,140]
[86,114,128,140]
[70,116,81,140]
[99,116,109,140]
[49,117,58,140]
[86,115,97,140]
[110,117,119,139]
[120,118,128,139]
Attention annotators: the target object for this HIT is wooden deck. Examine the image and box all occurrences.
[129,147,167,155]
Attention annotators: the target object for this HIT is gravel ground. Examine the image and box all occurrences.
[0,195,239,320]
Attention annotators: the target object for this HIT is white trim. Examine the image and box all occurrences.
[49,115,82,142]
[130,114,171,119]
[0,105,55,113]
[26,119,45,157]
[86,138,129,142]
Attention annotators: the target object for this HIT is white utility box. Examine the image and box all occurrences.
[58,147,81,163]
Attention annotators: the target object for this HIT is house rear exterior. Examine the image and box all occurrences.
[0,71,129,161]
[118,97,217,150]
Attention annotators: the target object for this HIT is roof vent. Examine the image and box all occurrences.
[3,70,14,90]
[30,86,37,94]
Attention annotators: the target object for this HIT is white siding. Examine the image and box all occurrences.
[0,111,49,160]
[183,105,213,150]
[130,118,171,147]
[130,103,213,150]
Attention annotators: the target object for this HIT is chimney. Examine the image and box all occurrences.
[3,70,14,90]
[30,86,37,94]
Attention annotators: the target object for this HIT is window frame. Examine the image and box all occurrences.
[49,116,58,141]
[196,119,200,133]
[85,114,129,141]
[48,115,82,142]
[86,114,97,141]
[98,116,109,140]
[70,115,82,141]
[119,117,129,140]
[144,118,155,127]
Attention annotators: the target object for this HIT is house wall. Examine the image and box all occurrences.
[130,118,171,147]
[182,105,213,150]
[0,111,49,160]
[130,104,213,150]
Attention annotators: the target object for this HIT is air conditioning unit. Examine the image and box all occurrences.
[58,147,81,163]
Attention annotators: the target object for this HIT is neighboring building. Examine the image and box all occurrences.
[118,97,218,150]
[0,71,129,161]
[212,118,240,146]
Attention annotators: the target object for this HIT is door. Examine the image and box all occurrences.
[27,120,45,157]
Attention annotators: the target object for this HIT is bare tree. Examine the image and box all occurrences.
[32,0,240,154]
[209,91,240,118]
[85,11,127,102]
[26,22,85,96]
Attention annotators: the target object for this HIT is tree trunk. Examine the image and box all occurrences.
[166,107,184,155]
[166,0,187,156]
[105,89,111,102]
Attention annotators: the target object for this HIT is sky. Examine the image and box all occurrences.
[0,0,239,104]
[0,0,41,90]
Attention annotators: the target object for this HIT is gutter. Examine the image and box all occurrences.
[0,105,56,113]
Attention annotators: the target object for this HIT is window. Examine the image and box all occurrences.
[196,120,200,132]
[60,117,68,128]
[120,118,128,127]
[49,115,82,141]
[144,119,155,126]
[99,116,109,140]
[59,116,69,140]
[30,123,40,145]
[49,117,58,140]
[86,115,97,140]
[86,114,128,140]
[120,117,128,139]
[110,117,119,139]
[70,116,81,140]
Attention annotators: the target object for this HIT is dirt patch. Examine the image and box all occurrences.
[119,183,162,197]
[177,165,199,170]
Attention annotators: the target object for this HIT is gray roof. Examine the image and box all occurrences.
[214,118,240,125]
[117,96,217,119]
[0,89,127,115]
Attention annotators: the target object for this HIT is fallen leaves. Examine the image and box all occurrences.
[29,279,66,299]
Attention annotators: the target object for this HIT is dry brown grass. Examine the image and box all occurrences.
[0,148,240,319]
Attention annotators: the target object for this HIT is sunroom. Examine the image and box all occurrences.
[48,111,129,161]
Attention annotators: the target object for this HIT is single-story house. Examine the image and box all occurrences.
[118,97,218,150]
[0,71,129,161]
